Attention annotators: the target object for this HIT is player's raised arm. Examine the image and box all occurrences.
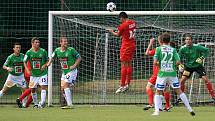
[145,37,155,56]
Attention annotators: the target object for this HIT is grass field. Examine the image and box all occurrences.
[0,105,214,121]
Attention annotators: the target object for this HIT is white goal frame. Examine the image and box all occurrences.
[48,11,215,106]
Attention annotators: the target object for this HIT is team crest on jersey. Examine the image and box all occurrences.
[39,54,42,57]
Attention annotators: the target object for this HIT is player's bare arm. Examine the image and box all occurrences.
[3,65,13,72]
[107,28,121,37]
[70,57,81,70]
[24,62,31,75]
[145,38,155,55]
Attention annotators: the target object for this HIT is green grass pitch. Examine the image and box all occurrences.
[0,105,214,121]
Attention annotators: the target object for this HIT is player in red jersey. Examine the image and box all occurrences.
[16,60,33,108]
[143,36,170,111]
[108,12,136,93]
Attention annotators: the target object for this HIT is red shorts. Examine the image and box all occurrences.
[120,45,136,61]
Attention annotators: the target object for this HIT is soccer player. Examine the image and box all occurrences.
[144,36,170,111]
[152,32,195,116]
[178,34,215,102]
[16,60,33,108]
[47,37,81,109]
[24,37,48,108]
[108,11,136,93]
[0,42,27,100]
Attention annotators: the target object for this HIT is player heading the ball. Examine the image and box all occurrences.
[108,11,136,94]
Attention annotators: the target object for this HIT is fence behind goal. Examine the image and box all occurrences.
[48,11,215,105]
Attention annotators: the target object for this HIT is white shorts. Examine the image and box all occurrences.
[61,69,77,85]
[5,74,26,88]
[29,74,48,88]
[155,76,180,90]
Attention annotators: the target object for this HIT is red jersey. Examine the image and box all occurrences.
[149,48,159,75]
[118,20,136,47]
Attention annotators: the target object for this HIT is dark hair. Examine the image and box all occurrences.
[31,37,39,43]
[184,34,192,40]
[170,41,176,48]
[13,42,21,48]
[119,12,128,19]
[161,32,170,43]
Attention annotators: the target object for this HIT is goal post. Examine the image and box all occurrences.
[48,11,215,106]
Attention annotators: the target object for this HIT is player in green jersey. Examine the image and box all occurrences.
[47,37,81,109]
[0,42,27,99]
[24,37,49,108]
[178,34,215,102]
[152,33,195,116]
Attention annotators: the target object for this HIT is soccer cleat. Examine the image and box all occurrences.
[190,111,195,116]
[123,84,129,92]
[61,105,74,109]
[16,98,23,108]
[175,98,182,105]
[152,111,159,116]
[33,104,39,108]
[38,102,46,108]
[163,107,171,112]
[143,105,153,110]
[115,86,124,94]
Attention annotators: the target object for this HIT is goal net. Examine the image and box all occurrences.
[48,11,215,106]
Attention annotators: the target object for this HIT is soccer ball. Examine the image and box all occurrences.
[106,2,116,12]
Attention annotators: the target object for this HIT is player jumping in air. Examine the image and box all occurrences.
[178,34,215,102]
[24,37,49,108]
[144,35,170,111]
[0,43,27,104]
[108,11,136,94]
[152,32,195,116]
[47,37,81,109]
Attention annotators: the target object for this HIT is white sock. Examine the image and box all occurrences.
[40,90,46,105]
[32,92,38,105]
[159,95,164,109]
[64,88,72,106]
[0,90,4,98]
[154,95,161,112]
[180,93,193,112]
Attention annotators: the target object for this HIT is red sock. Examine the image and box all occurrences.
[26,95,33,107]
[126,66,132,85]
[164,91,170,108]
[19,88,31,101]
[205,81,215,98]
[120,66,127,86]
[146,88,154,105]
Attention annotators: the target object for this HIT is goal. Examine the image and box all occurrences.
[48,11,215,106]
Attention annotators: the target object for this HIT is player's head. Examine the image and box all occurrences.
[13,42,21,54]
[60,37,68,48]
[31,37,40,49]
[184,34,192,46]
[161,32,170,44]
[119,12,128,22]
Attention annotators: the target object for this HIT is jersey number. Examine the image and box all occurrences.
[129,29,136,39]
[162,52,173,62]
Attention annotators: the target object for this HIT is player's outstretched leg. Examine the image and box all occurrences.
[177,90,195,116]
